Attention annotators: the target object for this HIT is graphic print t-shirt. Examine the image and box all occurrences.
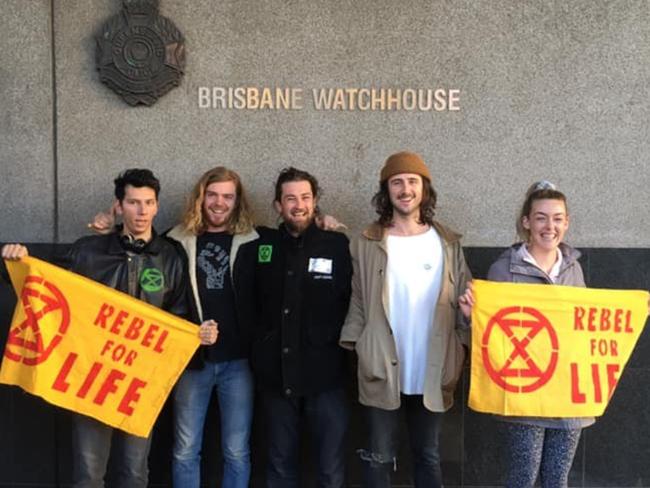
[196,232,241,362]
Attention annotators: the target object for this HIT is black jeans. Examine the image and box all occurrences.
[263,388,349,488]
[361,395,443,488]
[72,414,152,488]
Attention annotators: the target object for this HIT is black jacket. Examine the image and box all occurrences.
[62,231,190,318]
[246,223,352,397]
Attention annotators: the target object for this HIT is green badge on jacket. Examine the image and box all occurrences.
[140,268,164,292]
[258,245,273,263]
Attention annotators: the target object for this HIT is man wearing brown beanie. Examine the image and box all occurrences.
[340,151,471,488]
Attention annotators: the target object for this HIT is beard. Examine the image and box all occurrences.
[284,214,315,235]
[203,205,234,230]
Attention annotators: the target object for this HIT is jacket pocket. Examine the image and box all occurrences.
[440,330,465,393]
[355,327,388,382]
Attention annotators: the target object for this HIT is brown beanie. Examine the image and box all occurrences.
[380,151,431,183]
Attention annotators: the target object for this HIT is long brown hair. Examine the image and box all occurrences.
[372,176,437,227]
[181,167,255,235]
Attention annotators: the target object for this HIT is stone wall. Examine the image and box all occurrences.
[1,1,648,246]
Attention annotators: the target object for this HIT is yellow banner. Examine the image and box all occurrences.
[0,256,200,437]
[469,279,648,417]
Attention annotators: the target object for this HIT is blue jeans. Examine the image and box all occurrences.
[72,414,152,488]
[172,358,254,488]
[361,395,443,488]
[263,388,349,488]
[503,423,582,488]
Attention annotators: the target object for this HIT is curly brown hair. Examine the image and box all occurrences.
[372,176,437,227]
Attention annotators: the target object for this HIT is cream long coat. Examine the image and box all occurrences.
[340,221,471,412]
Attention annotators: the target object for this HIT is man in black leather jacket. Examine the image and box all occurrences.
[1,168,218,488]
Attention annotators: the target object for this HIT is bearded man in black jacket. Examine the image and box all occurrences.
[246,167,352,488]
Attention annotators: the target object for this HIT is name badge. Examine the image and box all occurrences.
[308,257,333,274]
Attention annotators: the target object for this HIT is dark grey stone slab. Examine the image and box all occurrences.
[0,387,62,485]
[462,407,507,486]
[583,249,650,369]
[584,249,650,291]
[583,367,650,486]
[441,385,464,486]
[465,248,505,280]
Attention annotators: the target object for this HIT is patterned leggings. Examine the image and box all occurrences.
[504,423,582,488]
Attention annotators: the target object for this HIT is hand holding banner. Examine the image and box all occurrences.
[469,279,649,418]
[0,256,200,437]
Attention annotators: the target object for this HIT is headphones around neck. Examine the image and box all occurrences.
[120,233,148,253]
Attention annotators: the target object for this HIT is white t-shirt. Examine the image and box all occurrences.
[386,228,443,394]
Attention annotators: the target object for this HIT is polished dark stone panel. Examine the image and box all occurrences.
[0,262,17,486]
[582,368,650,486]
[0,387,61,485]
[54,410,74,486]
[583,248,650,370]
[625,316,650,369]
[145,398,174,487]
[569,435,586,487]
[464,247,504,280]
[462,395,507,484]
[583,249,650,290]
[1,245,649,487]
[0,266,15,354]
[440,384,464,486]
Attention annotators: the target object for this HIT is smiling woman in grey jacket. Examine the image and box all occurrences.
[459,181,593,488]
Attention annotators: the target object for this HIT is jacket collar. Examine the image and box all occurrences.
[508,242,581,278]
[107,227,163,255]
[279,220,319,248]
[362,220,462,245]
[168,223,259,243]
[167,224,193,246]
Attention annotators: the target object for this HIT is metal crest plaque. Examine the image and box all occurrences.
[96,0,185,106]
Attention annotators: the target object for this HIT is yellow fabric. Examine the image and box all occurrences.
[469,279,648,417]
[0,256,200,437]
